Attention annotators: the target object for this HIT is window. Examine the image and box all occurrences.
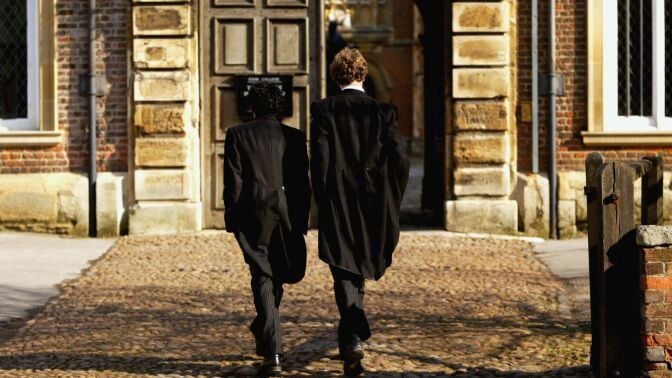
[0,0,38,131]
[603,0,672,131]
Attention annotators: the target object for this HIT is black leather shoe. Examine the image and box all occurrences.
[259,354,282,376]
[344,336,364,361]
[343,358,364,377]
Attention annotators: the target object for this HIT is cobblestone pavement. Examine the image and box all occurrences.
[0,232,592,377]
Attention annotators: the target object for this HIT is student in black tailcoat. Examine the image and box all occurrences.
[310,48,410,376]
[224,82,311,375]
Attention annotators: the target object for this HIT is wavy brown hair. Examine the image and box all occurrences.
[329,48,368,86]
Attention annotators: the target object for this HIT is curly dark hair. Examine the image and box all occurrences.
[330,48,368,86]
[247,82,284,117]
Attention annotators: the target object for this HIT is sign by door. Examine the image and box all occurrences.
[235,75,294,118]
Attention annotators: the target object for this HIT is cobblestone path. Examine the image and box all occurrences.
[0,232,591,377]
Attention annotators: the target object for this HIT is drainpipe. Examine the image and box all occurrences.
[88,0,97,237]
[548,0,558,239]
[531,0,539,173]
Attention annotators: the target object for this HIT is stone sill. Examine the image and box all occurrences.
[582,131,672,146]
[0,131,62,147]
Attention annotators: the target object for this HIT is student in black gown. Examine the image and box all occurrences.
[224,82,310,375]
[310,48,410,376]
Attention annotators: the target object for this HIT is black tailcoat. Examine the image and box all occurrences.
[224,116,311,284]
[310,89,410,280]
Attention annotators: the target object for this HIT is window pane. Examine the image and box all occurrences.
[666,0,671,117]
[617,0,653,116]
[0,1,27,119]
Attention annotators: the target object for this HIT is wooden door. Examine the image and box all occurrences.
[200,0,324,228]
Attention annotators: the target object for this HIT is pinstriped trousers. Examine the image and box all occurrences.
[330,265,372,359]
[249,265,284,356]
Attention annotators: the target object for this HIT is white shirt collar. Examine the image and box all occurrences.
[340,84,365,93]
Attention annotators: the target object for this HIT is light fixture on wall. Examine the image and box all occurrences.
[325,0,353,28]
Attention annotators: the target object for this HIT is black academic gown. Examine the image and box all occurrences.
[310,89,410,280]
[224,116,311,284]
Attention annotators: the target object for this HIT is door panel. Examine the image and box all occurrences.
[201,0,322,228]
[213,19,256,73]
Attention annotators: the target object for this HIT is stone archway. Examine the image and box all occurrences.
[414,0,447,225]
[416,1,518,234]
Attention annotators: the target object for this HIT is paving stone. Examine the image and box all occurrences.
[0,232,591,377]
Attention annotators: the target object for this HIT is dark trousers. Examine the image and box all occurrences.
[330,265,371,359]
[249,265,284,356]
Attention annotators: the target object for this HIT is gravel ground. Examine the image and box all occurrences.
[0,232,591,377]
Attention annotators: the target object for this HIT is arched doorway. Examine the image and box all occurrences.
[323,0,447,227]
[410,0,447,227]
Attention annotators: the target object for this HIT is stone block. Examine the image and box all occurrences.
[0,192,58,223]
[453,68,510,99]
[558,171,586,200]
[664,188,672,225]
[135,170,191,201]
[445,200,517,235]
[135,0,187,4]
[454,100,508,131]
[638,226,672,247]
[454,131,508,164]
[513,173,549,238]
[0,173,90,235]
[453,2,510,33]
[134,71,190,102]
[454,165,511,197]
[133,38,191,69]
[129,203,202,235]
[453,35,509,66]
[133,5,191,36]
[53,175,89,237]
[558,199,577,239]
[96,173,128,237]
[575,190,588,223]
[135,137,190,167]
[135,103,190,135]
[646,347,666,362]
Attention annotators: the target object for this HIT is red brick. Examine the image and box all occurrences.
[647,304,672,318]
[645,278,672,290]
[646,249,672,263]
[646,290,670,304]
[649,263,668,275]
[647,320,667,333]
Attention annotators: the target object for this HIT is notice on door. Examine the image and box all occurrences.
[235,75,293,119]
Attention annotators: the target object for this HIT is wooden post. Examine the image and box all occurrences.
[586,153,662,376]
[598,162,641,376]
[585,152,605,378]
[642,155,664,225]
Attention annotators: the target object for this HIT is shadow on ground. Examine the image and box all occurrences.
[0,233,591,376]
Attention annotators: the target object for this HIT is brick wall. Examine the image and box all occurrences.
[515,0,672,173]
[0,1,128,174]
[642,245,672,374]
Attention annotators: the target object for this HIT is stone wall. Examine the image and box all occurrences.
[446,1,518,234]
[128,1,201,235]
[0,1,129,236]
[0,172,126,237]
[557,171,672,239]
